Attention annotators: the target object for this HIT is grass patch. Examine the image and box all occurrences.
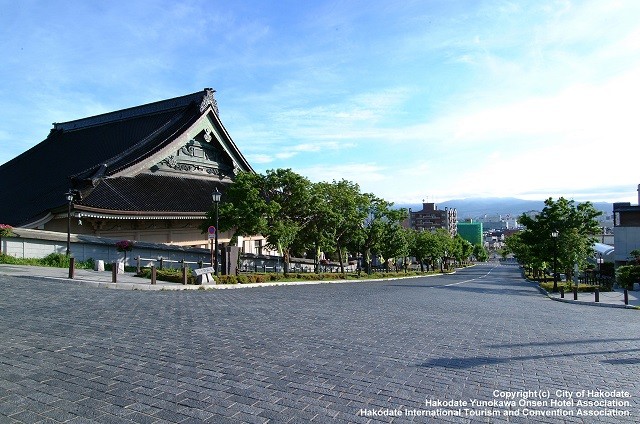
[0,253,95,269]
[132,268,444,285]
[539,281,612,293]
[216,270,442,285]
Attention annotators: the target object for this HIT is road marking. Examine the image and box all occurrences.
[443,265,498,287]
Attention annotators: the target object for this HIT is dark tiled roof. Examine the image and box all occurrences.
[78,174,224,213]
[0,90,218,226]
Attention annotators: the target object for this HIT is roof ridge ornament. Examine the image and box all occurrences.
[200,88,219,115]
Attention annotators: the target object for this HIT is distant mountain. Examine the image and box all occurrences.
[396,198,613,220]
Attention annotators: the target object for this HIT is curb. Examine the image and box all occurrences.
[526,278,638,310]
[11,270,445,291]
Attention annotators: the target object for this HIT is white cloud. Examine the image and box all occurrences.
[297,163,388,186]
[247,154,274,164]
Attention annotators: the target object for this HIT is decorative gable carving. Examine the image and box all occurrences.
[200,89,219,115]
[150,131,236,179]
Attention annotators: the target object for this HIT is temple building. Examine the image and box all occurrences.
[0,89,254,248]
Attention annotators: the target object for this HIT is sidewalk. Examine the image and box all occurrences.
[0,264,215,291]
[540,283,640,309]
[0,264,416,291]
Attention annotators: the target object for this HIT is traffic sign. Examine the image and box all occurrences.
[208,226,216,239]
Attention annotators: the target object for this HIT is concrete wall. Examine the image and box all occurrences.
[1,228,343,272]
[2,228,213,269]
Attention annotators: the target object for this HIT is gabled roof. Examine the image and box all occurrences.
[78,174,224,214]
[0,89,252,226]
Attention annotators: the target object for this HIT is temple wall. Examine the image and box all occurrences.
[1,228,315,272]
[42,217,234,249]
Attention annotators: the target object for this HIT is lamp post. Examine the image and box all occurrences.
[65,190,75,256]
[212,188,221,276]
[552,230,559,292]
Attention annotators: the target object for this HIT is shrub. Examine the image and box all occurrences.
[0,253,39,265]
[539,281,611,293]
[40,253,71,268]
[251,275,266,283]
[0,224,13,237]
[77,257,95,270]
[217,275,239,285]
[137,268,195,284]
[616,265,640,290]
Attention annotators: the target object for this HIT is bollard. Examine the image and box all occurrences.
[573,286,578,300]
[68,257,75,279]
[624,289,629,305]
[159,257,164,270]
[560,287,564,298]
[151,266,157,285]
[182,265,187,285]
[595,288,599,303]
[112,262,117,283]
[136,256,141,274]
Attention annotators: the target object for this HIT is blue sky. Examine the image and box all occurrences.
[1,0,639,204]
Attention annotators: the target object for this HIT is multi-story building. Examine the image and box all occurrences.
[457,220,483,246]
[613,184,640,266]
[408,202,457,236]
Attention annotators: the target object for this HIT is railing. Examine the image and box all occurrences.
[578,271,615,289]
[135,256,215,273]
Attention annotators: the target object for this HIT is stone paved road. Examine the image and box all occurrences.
[1,263,639,423]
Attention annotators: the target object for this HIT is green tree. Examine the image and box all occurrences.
[210,171,271,240]
[433,228,453,271]
[408,228,449,272]
[378,216,409,271]
[407,229,427,272]
[313,180,370,274]
[473,244,489,262]
[451,234,473,266]
[518,197,602,285]
[358,195,406,274]
[293,182,333,273]
[205,169,314,276]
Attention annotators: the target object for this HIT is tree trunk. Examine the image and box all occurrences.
[337,244,345,274]
[364,248,372,274]
[283,250,290,276]
[314,242,320,274]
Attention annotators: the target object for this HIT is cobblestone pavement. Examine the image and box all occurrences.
[1,263,639,423]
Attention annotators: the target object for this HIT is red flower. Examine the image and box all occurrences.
[115,240,134,252]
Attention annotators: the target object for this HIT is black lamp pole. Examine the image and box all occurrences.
[212,188,221,276]
[65,190,74,256]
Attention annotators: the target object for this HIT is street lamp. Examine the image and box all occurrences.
[551,230,559,292]
[212,187,221,276]
[65,190,75,256]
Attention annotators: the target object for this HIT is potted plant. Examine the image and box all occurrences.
[115,240,135,270]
